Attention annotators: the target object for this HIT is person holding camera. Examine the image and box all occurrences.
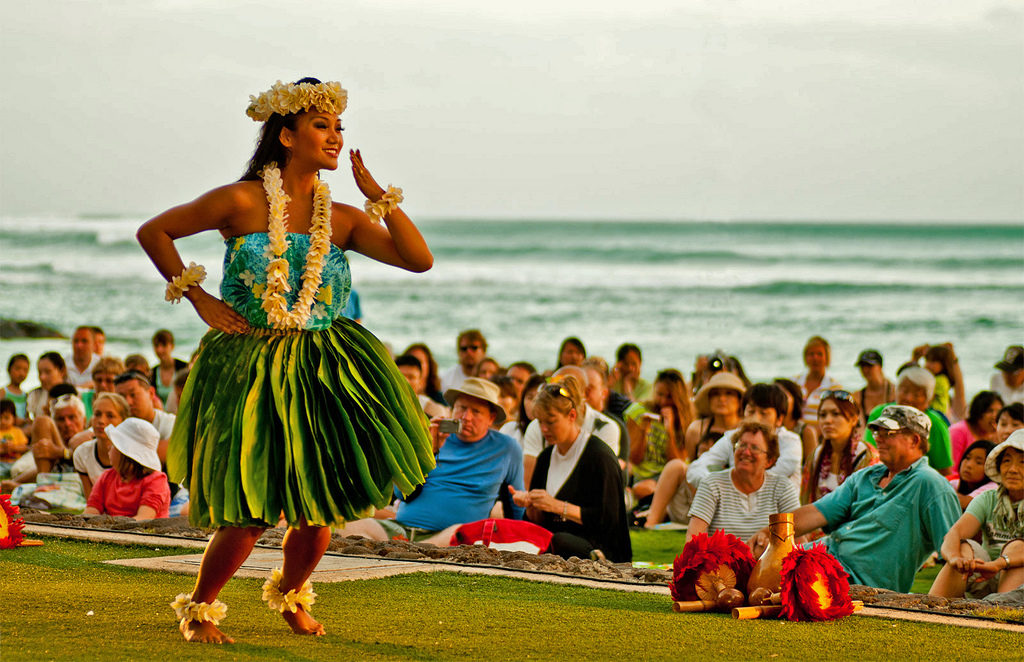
[339,378,525,544]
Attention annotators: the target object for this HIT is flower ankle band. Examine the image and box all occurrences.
[364,185,404,223]
[171,593,227,627]
[261,568,317,613]
[165,262,207,303]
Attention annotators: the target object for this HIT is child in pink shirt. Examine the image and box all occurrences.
[83,418,169,520]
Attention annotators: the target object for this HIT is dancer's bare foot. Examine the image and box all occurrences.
[180,619,235,644]
[282,607,325,636]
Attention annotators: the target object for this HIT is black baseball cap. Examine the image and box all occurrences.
[855,349,883,367]
[995,345,1023,372]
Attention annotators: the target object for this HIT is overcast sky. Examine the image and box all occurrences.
[1,0,1021,221]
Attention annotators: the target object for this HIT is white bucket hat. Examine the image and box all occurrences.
[985,428,1024,484]
[106,418,162,472]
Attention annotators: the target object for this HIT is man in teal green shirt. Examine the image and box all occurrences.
[752,405,960,592]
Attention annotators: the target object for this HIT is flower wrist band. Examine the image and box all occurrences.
[171,593,227,627]
[364,185,404,223]
[165,262,207,303]
[262,568,317,613]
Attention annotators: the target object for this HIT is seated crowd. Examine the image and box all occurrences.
[2,325,1023,598]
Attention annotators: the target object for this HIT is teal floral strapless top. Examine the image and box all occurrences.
[221,233,351,331]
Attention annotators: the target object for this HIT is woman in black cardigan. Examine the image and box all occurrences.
[509,376,631,562]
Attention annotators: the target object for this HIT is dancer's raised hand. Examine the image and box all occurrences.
[350,149,385,201]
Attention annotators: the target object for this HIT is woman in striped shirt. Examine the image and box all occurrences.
[686,420,801,545]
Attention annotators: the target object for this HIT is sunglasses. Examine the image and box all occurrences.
[820,389,854,404]
[459,344,482,352]
[542,383,571,399]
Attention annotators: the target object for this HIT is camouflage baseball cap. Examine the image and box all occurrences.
[868,405,931,440]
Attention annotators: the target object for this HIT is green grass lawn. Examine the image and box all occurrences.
[2,538,1020,661]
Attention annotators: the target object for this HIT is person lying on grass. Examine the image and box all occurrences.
[929,429,1024,599]
[82,418,169,520]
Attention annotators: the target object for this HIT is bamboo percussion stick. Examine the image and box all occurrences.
[732,605,783,619]
[732,600,865,620]
[672,600,716,613]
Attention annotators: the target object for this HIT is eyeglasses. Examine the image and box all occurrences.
[734,442,768,456]
[459,344,481,352]
[873,428,909,440]
[820,389,854,404]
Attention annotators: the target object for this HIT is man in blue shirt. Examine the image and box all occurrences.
[339,378,524,543]
[750,405,960,592]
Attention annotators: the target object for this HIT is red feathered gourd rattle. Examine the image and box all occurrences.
[778,544,856,621]
[0,494,26,549]
[670,530,755,612]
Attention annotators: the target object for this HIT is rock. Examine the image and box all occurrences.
[384,550,426,560]
[143,517,193,533]
[0,318,65,339]
[506,559,538,571]
[20,511,59,523]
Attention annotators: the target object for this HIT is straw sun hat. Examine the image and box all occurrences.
[105,418,162,472]
[694,372,746,417]
[443,377,506,424]
[985,428,1024,484]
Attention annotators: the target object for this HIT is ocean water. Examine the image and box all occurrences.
[1,215,1022,398]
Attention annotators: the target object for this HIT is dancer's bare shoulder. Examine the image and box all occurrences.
[327,202,366,248]
[143,180,268,240]
[211,180,271,237]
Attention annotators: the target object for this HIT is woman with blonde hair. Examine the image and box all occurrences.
[509,375,631,562]
[793,335,842,427]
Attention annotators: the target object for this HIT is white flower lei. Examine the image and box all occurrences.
[260,163,333,330]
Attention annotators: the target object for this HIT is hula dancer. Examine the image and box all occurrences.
[137,77,436,643]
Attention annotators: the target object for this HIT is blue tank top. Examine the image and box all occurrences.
[220,233,352,331]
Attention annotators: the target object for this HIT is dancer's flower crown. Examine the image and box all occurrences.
[246,80,348,122]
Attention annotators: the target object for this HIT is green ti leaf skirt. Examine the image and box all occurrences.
[168,318,435,529]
